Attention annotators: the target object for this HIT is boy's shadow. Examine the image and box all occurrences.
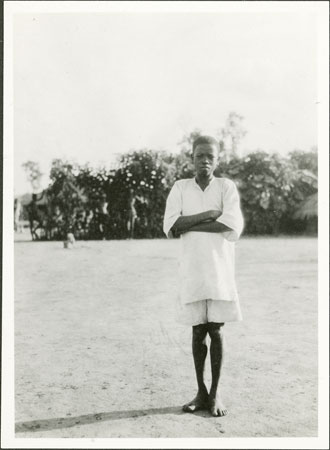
[16,406,212,434]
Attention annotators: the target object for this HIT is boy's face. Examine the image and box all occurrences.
[193,143,219,178]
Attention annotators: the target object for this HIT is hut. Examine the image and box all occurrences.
[293,193,318,235]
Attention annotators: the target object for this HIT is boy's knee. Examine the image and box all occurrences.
[192,323,208,340]
[207,322,224,339]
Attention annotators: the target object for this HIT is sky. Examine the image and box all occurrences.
[13,9,319,195]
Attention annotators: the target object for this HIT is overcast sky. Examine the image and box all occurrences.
[13,10,318,194]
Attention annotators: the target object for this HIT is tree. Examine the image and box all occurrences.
[22,161,43,193]
[21,146,318,240]
[48,159,87,236]
[178,129,203,153]
[218,112,247,160]
[109,149,174,238]
[288,148,318,175]
[216,151,317,235]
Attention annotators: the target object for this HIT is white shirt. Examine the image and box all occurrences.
[163,177,244,305]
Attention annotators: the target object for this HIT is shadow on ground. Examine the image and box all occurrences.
[15,406,211,433]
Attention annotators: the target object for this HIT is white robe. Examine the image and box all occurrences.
[163,177,244,306]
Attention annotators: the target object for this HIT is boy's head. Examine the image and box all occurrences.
[192,135,220,177]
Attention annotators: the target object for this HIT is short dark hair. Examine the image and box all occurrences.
[192,135,220,153]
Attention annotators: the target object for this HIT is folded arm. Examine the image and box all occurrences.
[171,210,221,236]
[184,221,233,234]
[164,179,243,241]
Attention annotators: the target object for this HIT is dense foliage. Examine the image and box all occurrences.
[216,151,317,234]
[20,148,317,240]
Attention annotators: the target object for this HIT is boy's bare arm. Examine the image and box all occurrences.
[171,210,221,234]
[180,221,232,234]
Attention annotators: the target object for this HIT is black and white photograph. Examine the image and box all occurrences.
[2,1,329,448]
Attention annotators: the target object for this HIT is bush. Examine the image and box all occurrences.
[216,151,317,235]
[108,150,175,238]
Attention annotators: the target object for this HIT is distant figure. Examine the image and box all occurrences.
[98,193,109,239]
[126,189,149,239]
[134,194,149,237]
[75,210,86,239]
[14,198,23,233]
[163,135,244,417]
[52,205,64,239]
[27,192,46,240]
[99,194,108,215]
[127,188,138,239]
[80,209,93,239]
[64,230,75,249]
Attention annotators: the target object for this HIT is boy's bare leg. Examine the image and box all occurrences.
[208,322,228,417]
[183,323,209,412]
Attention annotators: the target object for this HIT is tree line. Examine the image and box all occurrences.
[18,146,317,240]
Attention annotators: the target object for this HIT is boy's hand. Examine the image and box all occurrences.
[205,210,222,221]
[173,228,185,238]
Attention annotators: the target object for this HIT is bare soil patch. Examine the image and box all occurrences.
[14,236,318,438]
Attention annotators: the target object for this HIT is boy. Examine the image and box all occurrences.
[163,136,244,417]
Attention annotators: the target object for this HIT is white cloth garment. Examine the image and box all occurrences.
[175,298,242,326]
[163,177,244,309]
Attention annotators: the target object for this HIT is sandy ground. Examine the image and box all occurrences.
[14,234,318,438]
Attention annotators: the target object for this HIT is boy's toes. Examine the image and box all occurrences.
[182,395,208,413]
[183,403,197,413]
[218,407,228,417]
[210,401,228,417]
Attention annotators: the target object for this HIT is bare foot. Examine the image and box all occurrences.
[209,394,228,417]
[182,390,209,413]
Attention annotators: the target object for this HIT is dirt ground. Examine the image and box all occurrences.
[14,234,318,438]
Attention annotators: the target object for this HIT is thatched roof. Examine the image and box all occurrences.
[15,193,32,206]
[15,192,47,206]
[293,193,318,220]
